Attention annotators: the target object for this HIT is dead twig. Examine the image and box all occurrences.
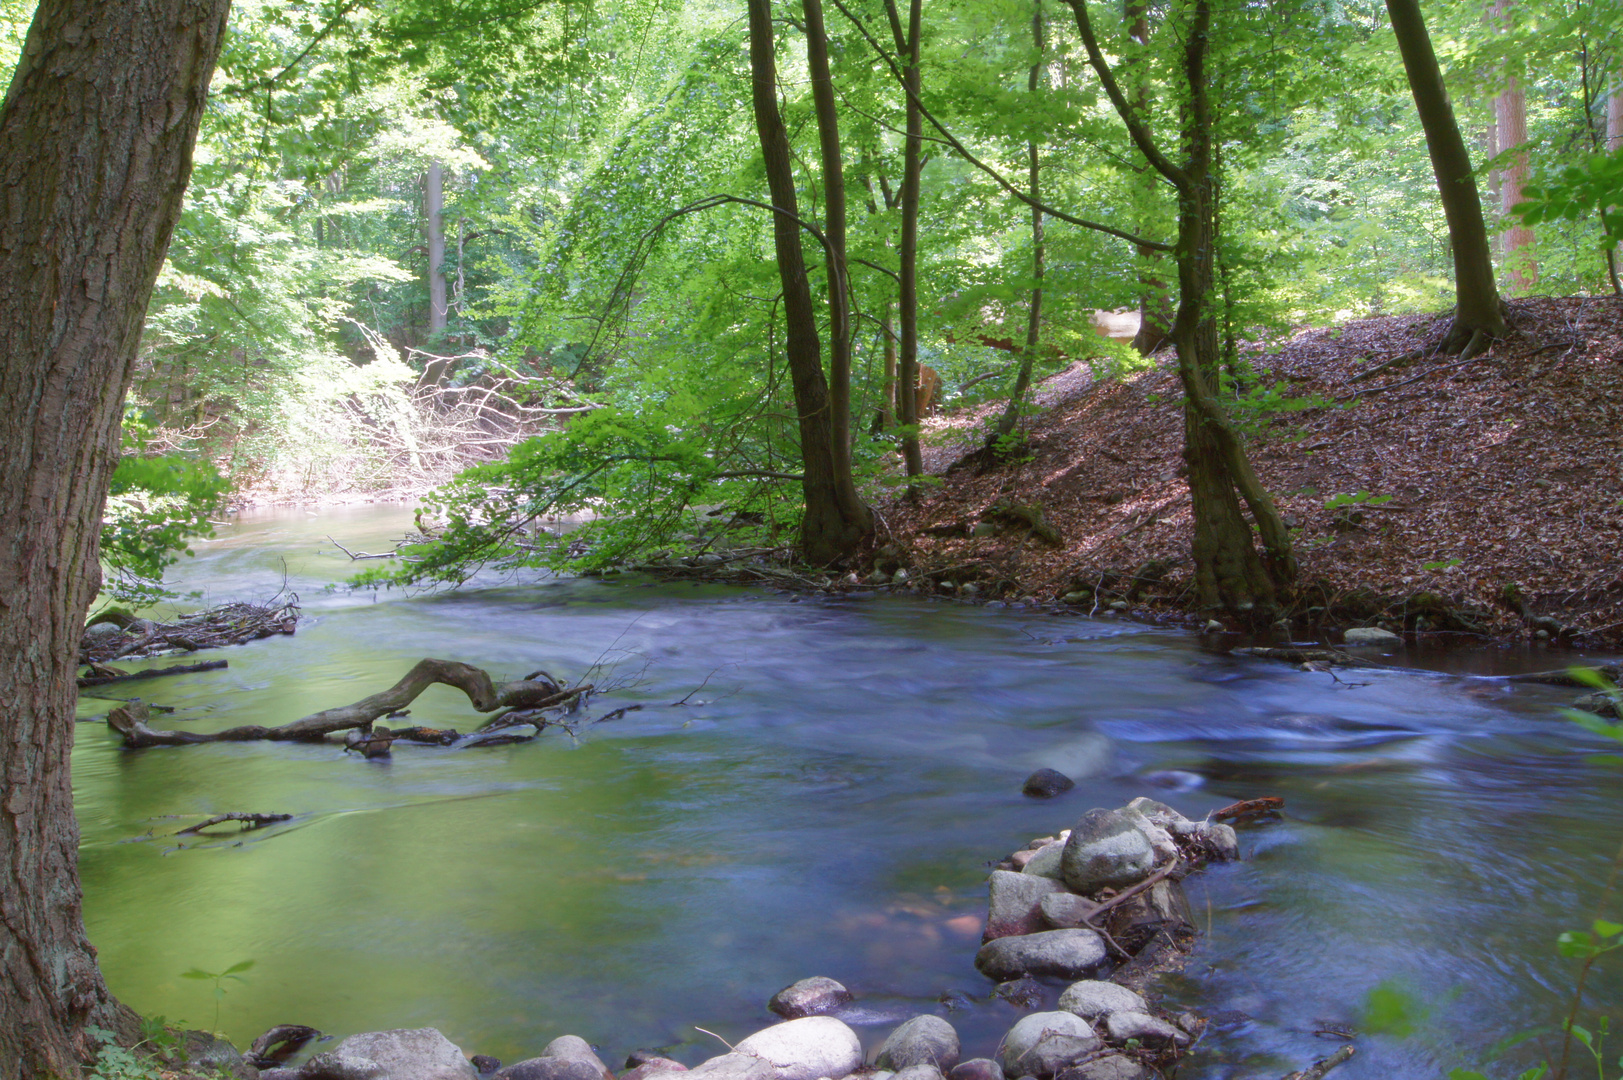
[176,813,292,836]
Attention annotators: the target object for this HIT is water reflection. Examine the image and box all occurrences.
[72,504,1621,1077]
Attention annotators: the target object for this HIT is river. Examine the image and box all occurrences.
[71,504,1622,1078]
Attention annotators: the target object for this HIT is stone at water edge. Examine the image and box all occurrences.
[1038,893,1099,930]
[1116,806,1176,863]
[1054,980,1146,1022]
[1019,843,1065,881]
[640,1054,776,1080]
[998,1012,1099,1079]
[985,870,1065,941]
[627,1052,687,1070]
[975,929,1108,981]
[306,1028,479,1080]
[545,1035,616,1080]
[500,1059,609,1080]
[891,1065,947,1080]
[1053,1057,1149,1080]
[1103,1011,1189,1048]
[994,977,1045,1009]
[623,1060,690,1080]
[769,975,854,1019]
[1343,626,1401,646]
[1021,769,1075,798]
[875,1015,961,1072]
[948,1060,1005,1080]
[732,1015,865,1080]
[1059,809,1157,894]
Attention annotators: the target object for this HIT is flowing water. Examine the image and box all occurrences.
[72,505,1622,1078]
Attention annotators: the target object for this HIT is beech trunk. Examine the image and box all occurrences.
[1385,0,1507,354]
[0,0,232,1074]
[746,0,872,562]
[884,0,926,479]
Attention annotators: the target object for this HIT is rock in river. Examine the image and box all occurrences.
[1102,1011,1188,1049]
[1054,981,1145,1021]
[305,1028,478,1080]
[1060,809,1156,894]
[948,1060,1004,1080]
[975,929,1107,981]
[876,1015,961,1072]
[643,1055,774,1080]
[769,976,854,1019]
[501,1036,614,1080]
[1020,843,1065,882]
[998,1012,1099,1078]
[1022,769,1075,798]
[733,1016,864,1080]
[985,870,1065,941]
[1343,626,1401,646]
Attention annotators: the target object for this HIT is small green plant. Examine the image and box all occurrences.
[84,1025,165,1080]
[1323,491,1393,510]
[180,959,254,1035]
[1422,558,1463,571]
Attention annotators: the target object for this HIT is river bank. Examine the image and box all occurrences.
[873,296,1623,647]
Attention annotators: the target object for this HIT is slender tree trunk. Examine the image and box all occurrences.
[0,0,232,1074]
[883,0,926,479]
[1385,0,1507,355]
[425,161,448,339]
[746,0,872,562]
[1124,0,1172,355]
[1610,72,1623,149]
[873,302,898,433]
[1490,0,1535,293]
[1065,0,1296,618]
[991,0,1047,446]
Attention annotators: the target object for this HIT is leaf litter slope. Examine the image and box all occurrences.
[884,296,1623,643]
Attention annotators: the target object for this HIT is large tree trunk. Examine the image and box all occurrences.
[0,0,232,1075]
[1384,0,1507,355]
[425,161,449,339]
[1065,0,1296,618]
[884,0,926,480]
[746,0,872,563]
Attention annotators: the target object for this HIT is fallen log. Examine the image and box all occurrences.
[1230,646,1379,668]
[106,659,591,748]
[78,659,227,688]
[176,813,292,836]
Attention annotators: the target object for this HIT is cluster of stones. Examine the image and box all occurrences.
[185,800,1236,1080]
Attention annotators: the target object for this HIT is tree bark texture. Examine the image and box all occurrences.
[884,0,926,479]
[991,1,1047,446]
[1065,0,1296,617]
[1489,0,1534,293]
[0,0,232,1075]
[1384,0,1506,353]
[1124,0,1172,355]
[746,0,872,562]
[425,161,448,338]
[1610,72,1623,149]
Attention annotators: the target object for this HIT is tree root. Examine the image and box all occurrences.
[106,659,590,748]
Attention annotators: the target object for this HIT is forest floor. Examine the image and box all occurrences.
[875,295,1623,647]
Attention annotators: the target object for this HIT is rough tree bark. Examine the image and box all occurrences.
[1384,0,1507,355]
[1124,0,1172,355]
[746,0,874,562]
[0,0,233,1075]
[1065,0,1298,617]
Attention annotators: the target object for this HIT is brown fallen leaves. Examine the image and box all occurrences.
[877,296,1623,645]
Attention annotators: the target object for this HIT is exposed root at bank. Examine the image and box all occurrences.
[105,658,590,750]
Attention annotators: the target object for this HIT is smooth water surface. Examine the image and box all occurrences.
[73,505,1622,1077]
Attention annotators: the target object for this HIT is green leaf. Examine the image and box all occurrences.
[179,969,214,980]
[1557,931,1599,958]
[223,959,256,974]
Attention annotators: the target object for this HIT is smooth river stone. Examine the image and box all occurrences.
[948,1060,1004,1080]
[875,1015,961,1072]
[1039,893,1099,930]
[986,870,1065,941]
[998,1012,1099,1078]
[1060,809,1156,894]
[1102,1012,1189,1048]
[642,1055,774,1080]
[311,1028,478,1080]
[1054,980,1145,1021]
[733,1016,864,1080]
[1020,843,1066,881]
[769,976,854,1019]
[975,929,1108,981]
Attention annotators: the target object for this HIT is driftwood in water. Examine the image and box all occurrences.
[1231,646,1378,668]
[106,659,591,748]
[1281,1045,1355,1080]
[176,813,291,836]
[1491,663,1622,687]
[78,659,227,688]
[247,1025,322,1068]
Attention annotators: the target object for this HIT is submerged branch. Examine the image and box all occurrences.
[106,658,589,748]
